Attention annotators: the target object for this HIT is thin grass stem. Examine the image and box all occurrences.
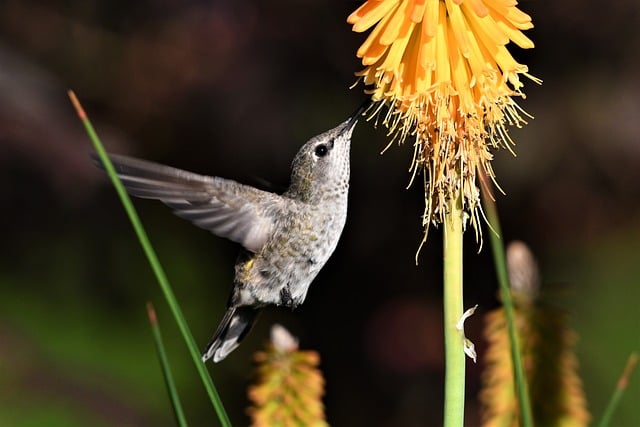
[69,91,232,427]
[597,352,639,427]
[481,187,533,427]
[147,302,189,427]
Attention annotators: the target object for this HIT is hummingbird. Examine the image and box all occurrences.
[94,104,365,362]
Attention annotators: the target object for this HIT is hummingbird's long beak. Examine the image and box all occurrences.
[343,99,373,133]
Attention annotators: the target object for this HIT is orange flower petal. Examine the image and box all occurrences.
[349,0,399,33]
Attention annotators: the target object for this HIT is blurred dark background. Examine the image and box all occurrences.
[1,1,639,426]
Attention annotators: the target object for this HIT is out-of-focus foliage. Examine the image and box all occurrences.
[1,1,639,425]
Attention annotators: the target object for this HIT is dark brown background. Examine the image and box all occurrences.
[1,1,639,425]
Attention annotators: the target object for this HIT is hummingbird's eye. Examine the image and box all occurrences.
[314,144,329,157]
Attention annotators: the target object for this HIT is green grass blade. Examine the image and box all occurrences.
[481,190,534,427]
[598,352,638,427]
[147,303,189,427]
[69,91,232,427]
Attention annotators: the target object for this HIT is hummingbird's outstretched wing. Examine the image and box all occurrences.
[93,153,283,253]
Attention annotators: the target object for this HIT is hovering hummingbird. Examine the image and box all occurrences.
[94,104,365,362]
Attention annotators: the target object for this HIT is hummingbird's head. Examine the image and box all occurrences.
[286,106,363,203]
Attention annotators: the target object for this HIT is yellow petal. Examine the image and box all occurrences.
[410,0,427,23]
[493,44,526,75]
[380,0,413,45]
[444,0,472,58]
[459,15,492,85]
[489,8,534,48]
[357,10,396,61]
[434,2,451,85]
[349,0,399,33]
[447,24,474,113]
[484,0,532,28]
[423,0,439,37]
[400,24,423,96]
[462,2,509,47]
[379,20,416,71]
[418,19,437,90]
[464,0,490,18]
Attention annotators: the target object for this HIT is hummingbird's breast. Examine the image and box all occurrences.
[234,196,347,307]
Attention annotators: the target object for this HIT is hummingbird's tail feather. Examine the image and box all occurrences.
[202,306,260,363]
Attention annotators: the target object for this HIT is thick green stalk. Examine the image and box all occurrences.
[482,191,533,427]
[443,194,465,427]
[69,91,231,427]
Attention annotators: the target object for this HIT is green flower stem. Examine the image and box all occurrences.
[443,193,465,427]
[147,303,188,427]
[69,91,232,427]
[482,190,533,427]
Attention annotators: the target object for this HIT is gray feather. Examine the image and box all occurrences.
[201,306,260,363]
[92,153,282,252]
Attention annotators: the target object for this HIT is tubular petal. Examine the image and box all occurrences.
[423,0,440,37]
[349,0,399,33]
[464,0,490,18]
[380,0,414,45]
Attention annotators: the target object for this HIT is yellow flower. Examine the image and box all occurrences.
[480,242,590,427]
[348,0,540,240]
[248,325,328,427]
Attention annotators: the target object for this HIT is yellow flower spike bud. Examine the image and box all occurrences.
[480,242,590,427]
[248,324,329,427]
